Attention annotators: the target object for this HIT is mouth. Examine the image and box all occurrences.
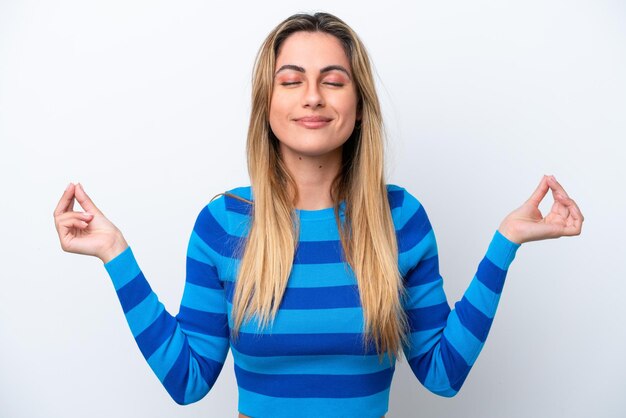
[294,116,333,129]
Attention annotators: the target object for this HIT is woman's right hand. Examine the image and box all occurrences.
[54,183,129,263]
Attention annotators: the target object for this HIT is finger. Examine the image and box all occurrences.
[54,211,94,231]
[527,175,550,206]
[547,176,570,199]
[555,193,584,228]
[59,217,90,230]
[74,183,102,215]
[54,183,76,216]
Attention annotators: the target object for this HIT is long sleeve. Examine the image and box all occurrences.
[396,187,520,397]
[103,203,231,405]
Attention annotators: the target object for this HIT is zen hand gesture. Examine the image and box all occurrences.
[53,183,128,263]
[498,175,584,244]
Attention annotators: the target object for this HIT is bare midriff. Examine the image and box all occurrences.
[239,414,385,417]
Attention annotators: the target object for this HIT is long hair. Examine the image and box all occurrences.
[231,12,409,362]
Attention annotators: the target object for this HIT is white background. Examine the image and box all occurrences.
[1,1,625,417]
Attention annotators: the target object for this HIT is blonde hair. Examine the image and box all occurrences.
[231,12,409,362]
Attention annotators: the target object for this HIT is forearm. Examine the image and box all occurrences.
[104,246,229,404]
[405,231,520,396]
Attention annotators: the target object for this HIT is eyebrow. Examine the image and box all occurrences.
[274,64,352,79]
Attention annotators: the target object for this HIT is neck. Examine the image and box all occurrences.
[280,147,342,210]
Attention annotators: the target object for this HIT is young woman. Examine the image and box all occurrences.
[53,12,583,418]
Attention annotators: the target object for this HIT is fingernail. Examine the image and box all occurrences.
[66,183,72,191]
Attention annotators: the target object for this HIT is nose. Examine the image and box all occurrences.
[302,82,325,109]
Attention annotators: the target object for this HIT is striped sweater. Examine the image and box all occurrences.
[104,184,520,418]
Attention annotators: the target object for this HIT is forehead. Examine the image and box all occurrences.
[275,32,350,70]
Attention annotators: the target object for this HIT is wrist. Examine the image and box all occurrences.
[100,235,129,264]
[498,222,523,245]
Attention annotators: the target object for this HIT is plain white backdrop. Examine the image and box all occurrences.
[1,1,625,417]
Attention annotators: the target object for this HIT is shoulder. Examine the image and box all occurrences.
[386,184,429,227]
[194,185,252,234]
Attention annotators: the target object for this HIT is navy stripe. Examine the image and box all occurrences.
[454,296,493,342]
[116,272,151,314]
[397,205,432,253]
[223,282,361,309]
[177,306,229,338]
[224,194,252,215]
[476,257,507,294]
[408,345,434,385]
[135,310,177,360]
[406,302,450,332]
[387,189,404,210]
[194,207,243,258]
[234,364,393,398]
[162,341,189,404]
[440,334,470,392]
[233,332,377,356]
[404,256,440,287]
[162,340,226,404]
[186,257,222,289]
[294,240,345,264]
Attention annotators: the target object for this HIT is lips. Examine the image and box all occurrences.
[294,116,333,128]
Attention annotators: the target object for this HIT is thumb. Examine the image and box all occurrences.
[526,175,550,207]
[74,183,102,215]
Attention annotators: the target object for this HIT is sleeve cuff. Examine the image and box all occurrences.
[486,230,521,271]
[104,246,141,290]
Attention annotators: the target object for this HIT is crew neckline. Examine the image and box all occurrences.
[295,201,346,221]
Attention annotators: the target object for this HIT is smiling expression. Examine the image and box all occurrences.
[269,31,359,162]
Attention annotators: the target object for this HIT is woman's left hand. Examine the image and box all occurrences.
[498,175,584,244]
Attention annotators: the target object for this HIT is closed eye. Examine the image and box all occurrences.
[324,82,344,87]
[280,81,301,86]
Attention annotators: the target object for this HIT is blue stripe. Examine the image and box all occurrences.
[463,278,499,319]
[287,264,357,287]
[223,282,360,309]
[403,280,447,309]
[104,246,141,290]
[294,240,344,264]
[404,256,440,287]
[234,364,394,398]
[162,340,189,404]
[233,305,364,334]
[407,344,433,385]
[442,310,483,365]
[224,194,252,215]
[404,328,442,359]
[476,257,507,294]
[440,333,471,392]
[238,387,389,418]
[194,207,243,258]
[397,205,432,253]
[231,346,391,375]
[387,189,404,210]
[177,306,229,338]
[454,296,493,343]
[233,332,377,356]
[181,283,226,314]
[135,310,177,360]
[116,272,151,314]
[183,329,230,364]
[162,340,225,405]
[126,293,164,337]
[185,257,222,289]
[406,302,450,332]
[486,230,520,270]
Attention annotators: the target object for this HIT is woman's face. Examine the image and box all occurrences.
[269,31,359,161]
